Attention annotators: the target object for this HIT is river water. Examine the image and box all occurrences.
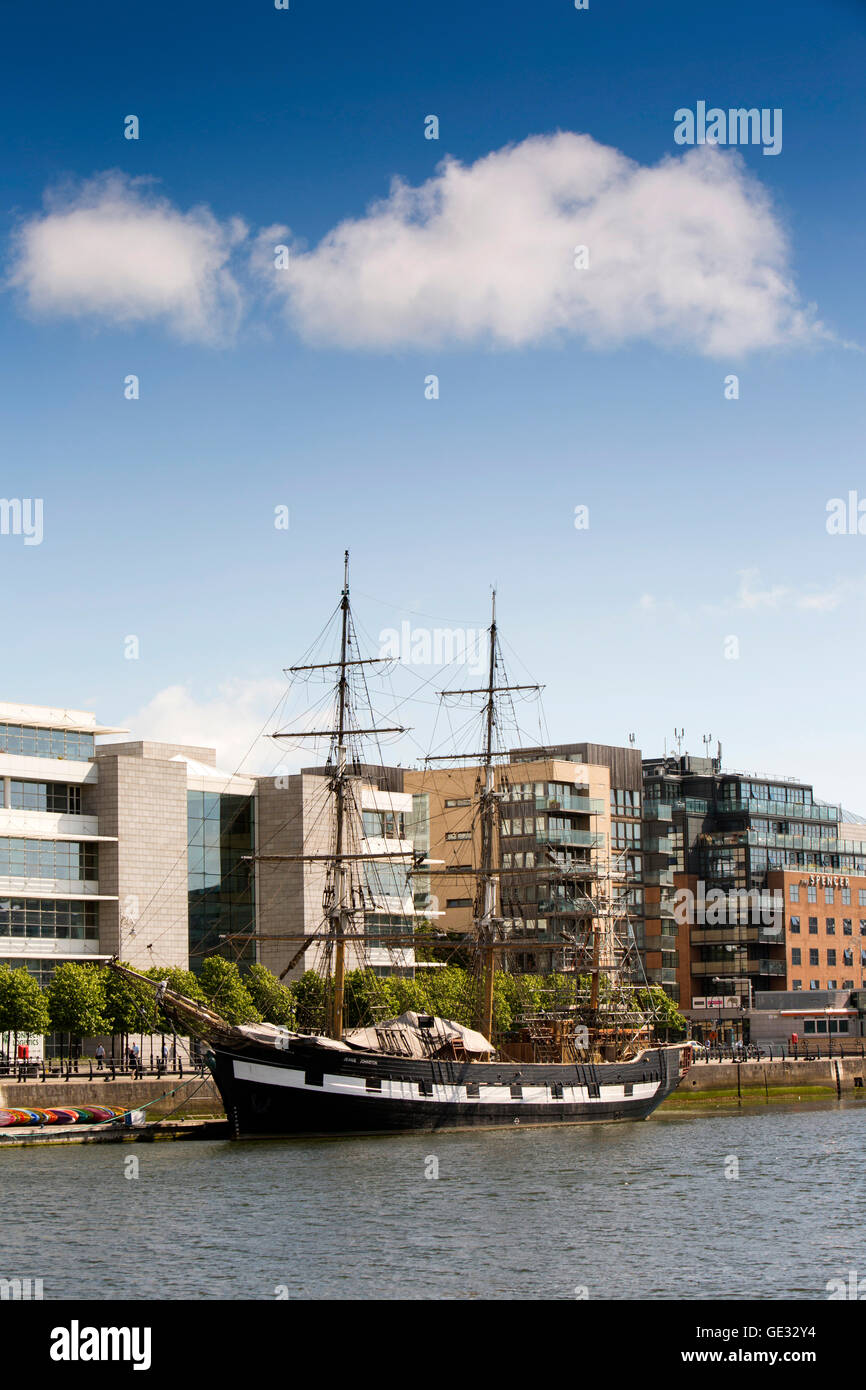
[4,1100,865,1300]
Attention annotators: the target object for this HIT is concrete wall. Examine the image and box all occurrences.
[682,1057,866,1092]
[0,1075,223,1117]
[94,752,190,969]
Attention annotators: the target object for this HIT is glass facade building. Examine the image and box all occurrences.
[187,791,255,971]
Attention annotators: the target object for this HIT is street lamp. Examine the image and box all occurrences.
[713,975,754,1047]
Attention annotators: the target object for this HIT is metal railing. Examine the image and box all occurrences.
[0,1056,209,1083]
[690,1039,866,1062]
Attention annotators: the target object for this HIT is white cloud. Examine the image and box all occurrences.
[735,569,860,613]
[8,173,246,343]
[262,132,821,356]
[735,569,790,610]
[111,680,293,776]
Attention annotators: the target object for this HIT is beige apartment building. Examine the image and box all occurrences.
[404,756,614,970]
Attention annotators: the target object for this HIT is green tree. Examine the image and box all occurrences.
[101,964,156,1054]
[635,986,688,1040]
[245,964,295,1026]
[47,963,108,1058]
[198,958,262,1026]
[0,964,50,1058]
[291,970,328,1033]
[141,967,209,1037]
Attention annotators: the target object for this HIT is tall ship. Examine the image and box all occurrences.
[113,556,689,1135]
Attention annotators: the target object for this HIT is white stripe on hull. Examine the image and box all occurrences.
[231,1059,660,1105]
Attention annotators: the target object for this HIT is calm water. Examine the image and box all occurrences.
[4,1101,865,1300]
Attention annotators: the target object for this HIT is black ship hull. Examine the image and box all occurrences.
[206,1039,687,1137]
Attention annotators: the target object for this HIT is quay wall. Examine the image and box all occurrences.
[0,1075,224,1117]
[4,1060,863,1121]
[681,1057,866,1093]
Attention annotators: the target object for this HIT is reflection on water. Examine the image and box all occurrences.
[3,1100,865,1300]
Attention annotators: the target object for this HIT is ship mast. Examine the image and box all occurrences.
[428,591,540,1040]
[270,551,407,1039]
[478,592,500,1043]
[331,550,351,1041]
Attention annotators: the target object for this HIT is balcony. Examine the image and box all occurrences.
[536,827,604,849]
[535,795,604,816]
[690,959,786,978]
[646,967,679,985]
[644,867,674,886]
[535,896,595,916]
[643,803,673,823]
[644,934,678,954]
[643,836,672,855]
[691,926,786,946]
[644,899,676,919]
[719,799,840,822]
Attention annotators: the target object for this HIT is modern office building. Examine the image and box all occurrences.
[0,702,126,986]
[0,702,257,985]
[644,750,866,1021]
[255,763,420,981]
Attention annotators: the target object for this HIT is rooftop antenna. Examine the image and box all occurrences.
[717,739,723,768]
[674,727,684,756]
[628,732,636,747]
[702,732,713,760]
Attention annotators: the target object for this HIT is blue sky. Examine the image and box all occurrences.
[1,0,865,805]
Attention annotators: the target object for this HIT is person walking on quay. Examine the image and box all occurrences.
[130,1041,141,1073]
[95,1043,105,1069]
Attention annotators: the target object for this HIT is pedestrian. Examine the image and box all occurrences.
[131,1042,140,1073]
[95,1043,105,1069]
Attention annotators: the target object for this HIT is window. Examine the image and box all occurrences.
[0,837,97,881]
[861,920,866,936]
[9,781,82,814]
[791,948,802,965]
[807,886,817,902]
[789,884,800,903]
[809,949,819,966]
[825,887,835,905]
[810,980,821,990]
[0,898,98,940]
[790,916,801,933]
[827,949,837,966]
[0,724,94,761]
[859,889,866,907]
[792,980,802,990]
[842,886,851,905]
[445,898,472,908]
[844,919,853,935]
[828,980,838,990]
[809,917,818,934]
[843,949,854,966]
[826,918,836,935]
[362,809,405,839]
[444,798,470,808]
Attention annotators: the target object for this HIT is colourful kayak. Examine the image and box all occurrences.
[0,1110,16,1126]
[46,1108,79,1124]
[87,1106,116,1122]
